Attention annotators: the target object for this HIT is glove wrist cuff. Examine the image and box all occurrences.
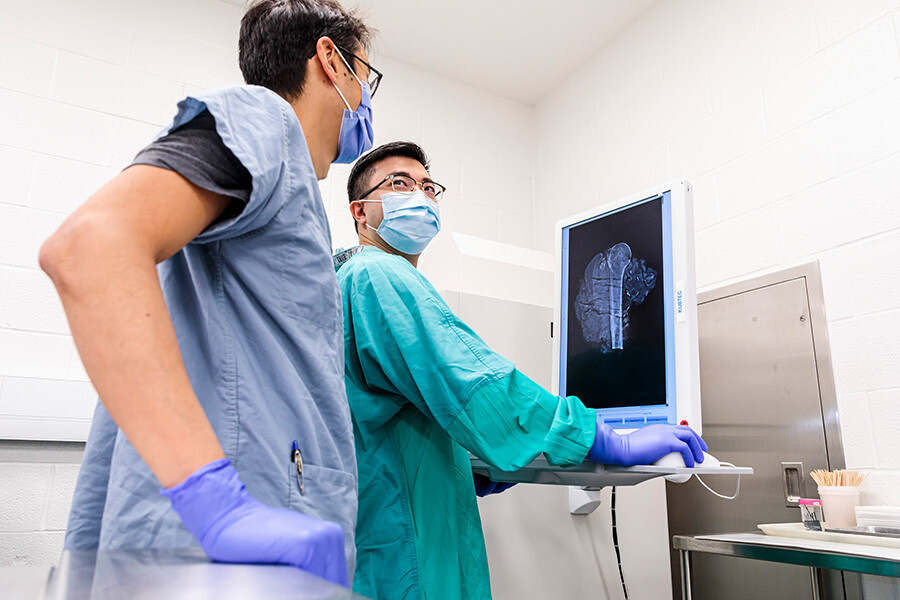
[587,422,626,465]
[160,458,245,541]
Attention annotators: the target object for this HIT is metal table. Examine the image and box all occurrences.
[0,548,371,600]
[674,533,900,600]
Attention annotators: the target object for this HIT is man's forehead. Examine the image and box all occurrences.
[371,156,429,181]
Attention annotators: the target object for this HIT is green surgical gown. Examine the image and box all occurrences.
[336,247,596,600]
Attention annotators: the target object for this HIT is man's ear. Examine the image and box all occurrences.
[313,36,342,85]
[349,200,366,227]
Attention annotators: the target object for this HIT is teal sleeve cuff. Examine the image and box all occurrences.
[447,369,597,471]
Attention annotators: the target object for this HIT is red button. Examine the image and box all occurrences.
[680,420,689,426]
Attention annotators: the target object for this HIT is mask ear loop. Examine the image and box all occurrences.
[693,462,741,500]
[353,199,382,235]
[332,80,352,111]
[332,47,365,111]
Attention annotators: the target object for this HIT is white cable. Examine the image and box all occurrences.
[693,462,741,500]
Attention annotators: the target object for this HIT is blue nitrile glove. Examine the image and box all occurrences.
[161,458,348,587]
[472,472,516,497]
[587,421,708,467]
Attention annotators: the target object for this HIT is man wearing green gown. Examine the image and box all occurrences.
[335,141,707,599]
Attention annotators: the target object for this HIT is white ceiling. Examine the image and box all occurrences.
[350,0,660,105]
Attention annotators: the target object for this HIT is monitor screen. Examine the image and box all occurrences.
[558,192,676,427]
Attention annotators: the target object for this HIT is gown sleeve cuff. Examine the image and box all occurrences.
[447,369,597,471]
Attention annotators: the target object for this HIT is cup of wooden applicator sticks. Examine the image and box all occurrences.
[811,469,870,529]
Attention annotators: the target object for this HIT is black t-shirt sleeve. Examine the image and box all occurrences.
[130,109,253,205]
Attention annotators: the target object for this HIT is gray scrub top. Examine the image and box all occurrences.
[64,85,358,574]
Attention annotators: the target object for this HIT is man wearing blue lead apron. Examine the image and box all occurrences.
[39,0,379,586]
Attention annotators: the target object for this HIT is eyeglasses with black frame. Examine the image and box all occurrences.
[336,45,383,97]
[358,173,446,202]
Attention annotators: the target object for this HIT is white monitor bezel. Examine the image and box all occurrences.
[551,179,701,435]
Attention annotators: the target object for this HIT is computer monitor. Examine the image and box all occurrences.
[551,180,701,434]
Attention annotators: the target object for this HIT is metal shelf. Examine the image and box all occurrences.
[471,455,753,488]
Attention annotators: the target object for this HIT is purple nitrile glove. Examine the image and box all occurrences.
[587,420,708,467]
[472,472,517,497]
[161,458,348,587]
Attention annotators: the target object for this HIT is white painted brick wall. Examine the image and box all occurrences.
[50,52,186,126]
[762,17,900,138]
[870,389,900,469]
[0,330,72,380]
[778,154,900,259]
[830,78,900,173]
[816,0,900,47]
[0,146,37,208]
[0,464,53,532]
[0,91,115,165]
[0,0,133,66]
[28,156,119,216]
[1,267,70,335]
[718,118,834,219]
[0,205,66,270]
[845,230,900,316]
[0,36,56,98]
[534,0,900,509]
[0,0,534,567]
[0,457,80,567]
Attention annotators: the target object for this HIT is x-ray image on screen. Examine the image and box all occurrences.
[574,242,657,352]
[564,196,666,410]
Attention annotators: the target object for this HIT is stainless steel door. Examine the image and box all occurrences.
[666,270,844,599]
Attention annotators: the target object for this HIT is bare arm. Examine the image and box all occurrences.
[40,165,232,487]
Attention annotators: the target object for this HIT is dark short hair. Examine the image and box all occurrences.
[347,141,431,231]
[239,0,373,101]
[347,141,431,203]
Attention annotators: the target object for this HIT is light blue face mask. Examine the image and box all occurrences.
[364,190,441,255]
[332,51,374,164]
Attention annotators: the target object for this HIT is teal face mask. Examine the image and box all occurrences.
[364,190,441,255]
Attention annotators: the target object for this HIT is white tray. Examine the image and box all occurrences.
[758,522,900,550]
[856,505,900,528]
